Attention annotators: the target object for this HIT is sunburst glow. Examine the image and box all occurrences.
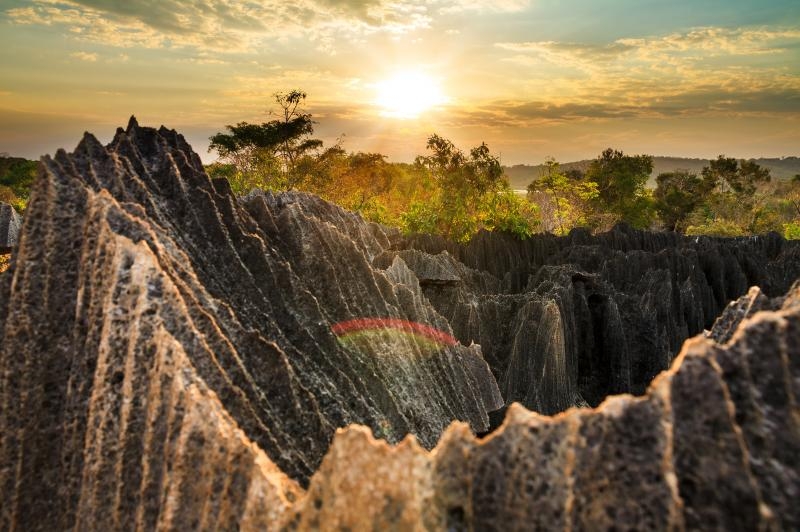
[374,71,447,119]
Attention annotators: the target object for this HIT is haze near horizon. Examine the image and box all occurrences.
[0,0,798,164]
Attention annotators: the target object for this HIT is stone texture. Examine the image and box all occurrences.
[0,119,500,530]
[1,120,798,531]
[391,224,800,417]
[289,282,800,530]
[0,202,21,252]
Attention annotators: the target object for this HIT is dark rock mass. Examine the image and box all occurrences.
[0,202,21,252]
[0,119,798,531]
[391,224,799,417]
[287,280,800,530]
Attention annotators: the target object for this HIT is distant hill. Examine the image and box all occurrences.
[505,156,800,190]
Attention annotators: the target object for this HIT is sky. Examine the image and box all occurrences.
[0,0,799,164]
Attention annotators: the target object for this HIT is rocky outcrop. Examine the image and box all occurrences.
[0,119,501,530]
[0,202,21,252]
[0,119,798,530]
[392,227,800,416]
[288,281,800,530]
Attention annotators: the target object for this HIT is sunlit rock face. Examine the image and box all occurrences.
[0,119,501,530]
[0,120,798,531]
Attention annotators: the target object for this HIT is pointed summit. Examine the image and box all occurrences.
[75,131,105,156]
[126,115,139,132]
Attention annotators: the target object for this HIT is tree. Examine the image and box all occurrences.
[310,149,400,219]
[418,134,503,195]
[527,157,597,235]
[208,90,323,191]
[405,135,537,241]
[686,156,773,235]
[788,175,800,218]
[653,170,712,232]
[584,148,654,228]
[701,155,770,197]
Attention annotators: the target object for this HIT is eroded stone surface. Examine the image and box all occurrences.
[0,120,500,530]
[1,120,798,531]
[290,284,800,530]
[394,228,800,416]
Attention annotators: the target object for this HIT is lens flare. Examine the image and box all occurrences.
[332,318,457,355]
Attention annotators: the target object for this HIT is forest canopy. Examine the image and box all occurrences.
[205,91,800,242]
[2,91,796,242]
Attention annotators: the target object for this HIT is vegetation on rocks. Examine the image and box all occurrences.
[0,155,36,213]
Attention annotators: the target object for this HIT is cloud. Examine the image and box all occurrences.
[458,82,800,129]
[491,26,800,120]
[70,51,98,62]
[5,0,536,54]
[5,0,448,54]
[439,0,531,14]
[496,27,800,72]
[496,41,637,65]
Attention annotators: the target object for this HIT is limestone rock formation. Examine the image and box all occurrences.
[0,119,798,531]
[393,226,800,416]
[0,202,21,252]
[288,281,800,530]
[0,119,501,530]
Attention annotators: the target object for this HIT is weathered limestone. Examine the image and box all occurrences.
[288,283,800,530]
[0,119,500,530]
[395,225,800,416]
[0,120,797,530]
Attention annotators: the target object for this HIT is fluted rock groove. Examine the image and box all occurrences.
[0,119,797,530]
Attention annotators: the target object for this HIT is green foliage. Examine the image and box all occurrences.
[654,156,793,238]
[401,199,441,236]
[685,219,747,237]
[653,170,712,231]
[207,90,800,243]
[527,157,597,235]
[784,222,800,240]
[702,155,770,196]
[407,135,537,242]
[585,148,654,228]
[0,156,37,212]
[0,185,25,212]
[209,90,323,190]
[526,150,652,234]
[677,157,778,237]
[482,187,539,238]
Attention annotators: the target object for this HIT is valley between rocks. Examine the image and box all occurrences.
[1,120,798,530]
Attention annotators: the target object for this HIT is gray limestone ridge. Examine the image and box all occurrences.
[0,202,21,252]
[0,118,798,530]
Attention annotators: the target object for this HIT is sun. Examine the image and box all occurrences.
[374,71,447,119]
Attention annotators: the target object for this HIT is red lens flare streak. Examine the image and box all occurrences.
[331,318,458,347]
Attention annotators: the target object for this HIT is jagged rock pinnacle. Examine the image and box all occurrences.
[0,121,797,530]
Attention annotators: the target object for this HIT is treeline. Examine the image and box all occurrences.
[206,90,537,242]
[531,153,800,238]
[2,91,797,242]
[207,90,800,241]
